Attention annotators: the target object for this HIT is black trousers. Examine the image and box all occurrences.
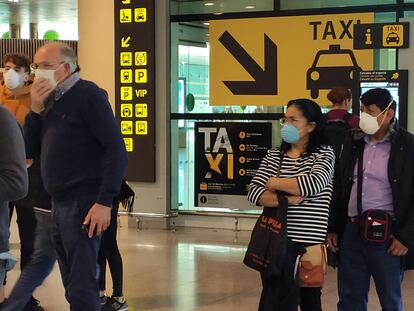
[98,202,124,297]
[9,202,36,271]
[259,241,305,311]
[300,287,322,311]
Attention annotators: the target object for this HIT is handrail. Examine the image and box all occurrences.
[178,210,259,219]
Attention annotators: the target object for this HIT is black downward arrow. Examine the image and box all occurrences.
[219,31,278,95]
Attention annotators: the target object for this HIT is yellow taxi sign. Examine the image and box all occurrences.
[210,13,374,106]
[383,24,404,47]
[135,8,146,22]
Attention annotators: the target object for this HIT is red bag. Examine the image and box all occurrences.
[299,244,327,287]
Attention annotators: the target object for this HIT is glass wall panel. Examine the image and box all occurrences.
[281,0,396,10]
[171,0,273,16]
[171,119,281,212]
[374,12,397,70]
[404,10,414,16]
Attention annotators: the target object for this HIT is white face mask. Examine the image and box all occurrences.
[4,68,23,90]
[359,101,393,135]
[35,69,57,89]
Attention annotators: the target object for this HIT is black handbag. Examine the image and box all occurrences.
[243,193,288,278]
[115,180,135,213]
[359,210,392,244]
[244,153,288,278]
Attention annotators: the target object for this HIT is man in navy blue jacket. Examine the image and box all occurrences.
[25,42,127,311]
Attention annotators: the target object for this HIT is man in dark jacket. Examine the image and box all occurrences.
[25,42,128,311]
[327,88,414,311]
[0,106,28,307]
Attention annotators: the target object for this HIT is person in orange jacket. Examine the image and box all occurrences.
[0,54,32,125]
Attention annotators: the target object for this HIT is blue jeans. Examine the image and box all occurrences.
[0,259,6,291]
[51,196,101,311]
[2,211,56,311]
[338,222,403,311]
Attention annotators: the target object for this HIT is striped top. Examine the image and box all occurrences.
[247,146,335,244]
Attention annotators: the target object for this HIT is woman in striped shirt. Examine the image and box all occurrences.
[247,99,335,311]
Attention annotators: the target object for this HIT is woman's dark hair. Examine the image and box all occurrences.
[327,87,352,106]
[3,53,31,74]
[280,98,326,154]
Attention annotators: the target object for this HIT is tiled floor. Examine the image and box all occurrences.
[5,216,414,310]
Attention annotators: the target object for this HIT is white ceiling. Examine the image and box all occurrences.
[0,0,77,25]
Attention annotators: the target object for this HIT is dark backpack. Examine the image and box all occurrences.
[324,113,353,160]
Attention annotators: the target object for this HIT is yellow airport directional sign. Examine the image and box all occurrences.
[120,9,132,23]
[135,8,147,22]
[120,87,133,100]
[210,13,374,106]
[120,69,133,83]
[383,24,404,47]
[121,36,131,48]
[135,51,147,66]
[123,138,133,152]
[122,0,130,4]
[135,121,148,135]
[135,103,147,117]
[135,69,147,83]
[121,121,133,135]
[120,104,133,118]
[120,52,132,66]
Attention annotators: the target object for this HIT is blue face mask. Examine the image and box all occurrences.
[281,124,300,143]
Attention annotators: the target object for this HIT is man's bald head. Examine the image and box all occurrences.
[36,42,77,73]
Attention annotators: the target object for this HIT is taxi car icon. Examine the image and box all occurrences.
[386,32,400,44]
[307,44,362,99]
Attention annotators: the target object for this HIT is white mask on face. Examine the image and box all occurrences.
[359,100,393,135]
[359,112,381,135]
[4,68,23,90]
[35,69,57,89]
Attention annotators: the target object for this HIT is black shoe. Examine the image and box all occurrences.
[102,296,129,311]
[23,298,44,311]
[0,298,7,310]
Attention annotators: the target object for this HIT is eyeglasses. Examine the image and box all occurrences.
[30,61,65,70]
[279,117,307,126]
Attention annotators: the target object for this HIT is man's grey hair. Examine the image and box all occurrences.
[60,45,77,73]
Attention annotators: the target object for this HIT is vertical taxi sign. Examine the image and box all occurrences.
[115,0,155,182]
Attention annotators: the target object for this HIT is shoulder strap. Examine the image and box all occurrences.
[357,145,364,216]
[342,112,353,123]
[276,151,284,178]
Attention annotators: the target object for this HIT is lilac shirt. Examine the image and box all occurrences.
[348,135,393,217]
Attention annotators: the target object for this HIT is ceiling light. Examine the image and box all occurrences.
[204,2,214,6]
[245,5,255,9]
[203,22,210,26]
